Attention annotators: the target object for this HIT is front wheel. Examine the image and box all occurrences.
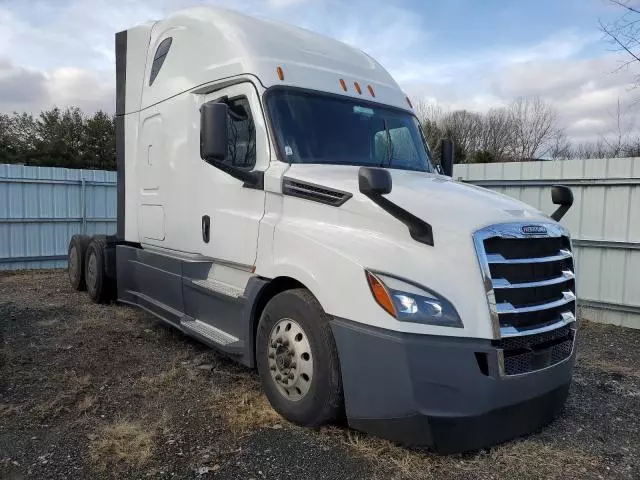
[256,289,343,427]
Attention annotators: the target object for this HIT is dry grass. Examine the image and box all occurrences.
[328,429,602,480]
[77,395,96,414]
[89,421,154,472]
[32,393,71,420]
[31,371,92,420]
[578,357,640,379]
[140,365,185,390]
[481,440,601,479]
[208,379,282,435]
[36,318,60,328]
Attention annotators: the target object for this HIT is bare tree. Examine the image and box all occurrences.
[549,130,572,160]
[415,100,444,156]
[600,1,640,86]
[415,96,640,162]
[478,107,515,161]
[439,110,484,163]
[508,96,559,160]
[602,97,638,155]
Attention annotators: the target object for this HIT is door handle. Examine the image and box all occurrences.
[202,215,210,243]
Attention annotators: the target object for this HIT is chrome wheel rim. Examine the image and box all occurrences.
[87,252,97,289]
[69,245,78,281]
[268,318,313,402]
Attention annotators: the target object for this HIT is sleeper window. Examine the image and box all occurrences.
[149,37,172,86]
[225,97,256,169]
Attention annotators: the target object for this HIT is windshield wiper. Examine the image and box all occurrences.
[383,118,394,168]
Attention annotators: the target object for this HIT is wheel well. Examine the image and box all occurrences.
[250,276,306,365]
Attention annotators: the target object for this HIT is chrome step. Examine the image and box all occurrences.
[181,318,239,346]
[189,278,244,298]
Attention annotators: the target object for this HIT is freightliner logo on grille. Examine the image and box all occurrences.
[521,225,548,235]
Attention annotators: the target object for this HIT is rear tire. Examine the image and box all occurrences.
[256,289,343,427]
[85,236,114,304]
[68,234,90,291]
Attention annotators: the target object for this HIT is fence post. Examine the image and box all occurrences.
[81,177,87,234]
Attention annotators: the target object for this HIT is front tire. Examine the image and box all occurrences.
[256,289,343,427]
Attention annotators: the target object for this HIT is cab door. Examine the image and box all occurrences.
[196,82,269,268]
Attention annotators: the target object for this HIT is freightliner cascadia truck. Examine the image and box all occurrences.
[67,6,577,453]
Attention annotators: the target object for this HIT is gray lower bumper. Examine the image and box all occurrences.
[330,318,575,453]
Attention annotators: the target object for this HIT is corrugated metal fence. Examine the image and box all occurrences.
[2,160,638,328]
[0,164,116,270]
[454,157,640,329]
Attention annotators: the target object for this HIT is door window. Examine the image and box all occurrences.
[226,97,256,169]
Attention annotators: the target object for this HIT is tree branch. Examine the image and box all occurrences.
[609,0,640,16]
[600,19,640,63]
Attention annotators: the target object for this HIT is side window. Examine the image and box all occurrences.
[149,37,172,86]
[226,97,256,169]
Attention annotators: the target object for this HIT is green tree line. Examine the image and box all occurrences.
[0,107,115,170]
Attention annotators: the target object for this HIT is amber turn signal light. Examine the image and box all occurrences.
[366,271,396,318]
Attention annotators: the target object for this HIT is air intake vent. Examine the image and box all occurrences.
[282,178,352,207]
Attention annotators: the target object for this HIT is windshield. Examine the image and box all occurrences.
[266,89,434,172]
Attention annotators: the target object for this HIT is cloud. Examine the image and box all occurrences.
[0,0,639,146]
[401,30,640,144]
[0,58,48,106]
[0,56,113,114]
[266,0,309,7]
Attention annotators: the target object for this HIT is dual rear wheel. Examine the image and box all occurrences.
[67,234,114,303]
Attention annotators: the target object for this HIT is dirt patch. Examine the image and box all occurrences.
[1,271,639,479]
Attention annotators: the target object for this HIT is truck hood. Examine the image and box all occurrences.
[285,164,550,235]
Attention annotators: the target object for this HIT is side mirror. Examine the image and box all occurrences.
[200,102,228,162]
[550,185,573,221]
[440,138,454,177]
[359,167,392,196]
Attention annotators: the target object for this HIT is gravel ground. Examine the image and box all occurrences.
[1,270,639,480]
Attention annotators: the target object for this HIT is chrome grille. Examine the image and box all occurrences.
[473,222,577,376]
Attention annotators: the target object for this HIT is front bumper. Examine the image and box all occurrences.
[330,318,575,453]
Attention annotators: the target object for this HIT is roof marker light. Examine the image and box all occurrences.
[277,66,285,81]
[354,81,362,95]
[367,85,375,97]
[339,79,347,91]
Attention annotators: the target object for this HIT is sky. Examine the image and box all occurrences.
[0,0,639,144]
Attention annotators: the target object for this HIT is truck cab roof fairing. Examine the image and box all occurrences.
[139,6,410,111]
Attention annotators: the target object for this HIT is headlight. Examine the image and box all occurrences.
[365,271,463,327]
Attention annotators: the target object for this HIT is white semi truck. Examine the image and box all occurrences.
[67,6,577,453]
